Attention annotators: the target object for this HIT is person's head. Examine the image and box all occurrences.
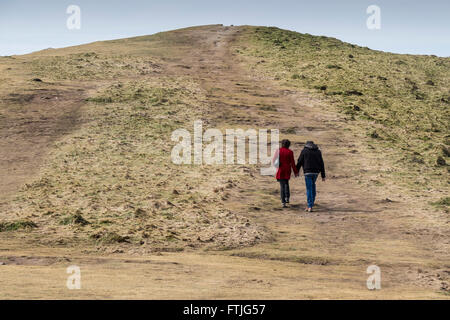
[281,139,291,149]
[305,140,318,149]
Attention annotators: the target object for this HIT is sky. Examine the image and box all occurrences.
[0,0,449,57]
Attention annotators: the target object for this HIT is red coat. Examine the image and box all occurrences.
[274,147,298,180]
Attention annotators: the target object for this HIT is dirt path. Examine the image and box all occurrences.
[179,26,449,295]
[0,84,87,207]
[0,25,448,299]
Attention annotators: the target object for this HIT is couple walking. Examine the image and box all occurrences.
[273,139,326,212]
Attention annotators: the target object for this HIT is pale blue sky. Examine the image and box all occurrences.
[0,0,449,56]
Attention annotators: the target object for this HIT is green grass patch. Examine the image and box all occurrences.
[59,211,90,226]
[0,220,37,232]
[431,197,450,212]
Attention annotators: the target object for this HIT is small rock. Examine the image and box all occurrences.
[442,145,450,157]
[437,156,446,166]
[411,156,424,164]
[134,208,146,217]
[0,262,5,265]
[345,90,363,96]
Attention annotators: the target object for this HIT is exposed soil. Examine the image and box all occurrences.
[0,85,87,205]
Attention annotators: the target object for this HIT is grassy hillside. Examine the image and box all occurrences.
[0,27,266,251]
[0,25,448,251]
[1,25,449,298]
[235,26,449,207]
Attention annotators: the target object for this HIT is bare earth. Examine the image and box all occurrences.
[0,25,448,299]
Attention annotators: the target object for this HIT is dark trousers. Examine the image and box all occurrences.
[278,179,290,204]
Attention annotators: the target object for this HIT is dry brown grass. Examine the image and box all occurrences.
[1,39,265,251]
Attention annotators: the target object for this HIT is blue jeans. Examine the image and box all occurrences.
[304,174,318,208]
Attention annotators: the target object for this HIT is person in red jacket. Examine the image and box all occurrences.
[273,139,299,208]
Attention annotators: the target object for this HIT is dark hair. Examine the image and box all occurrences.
[281,139,291,148]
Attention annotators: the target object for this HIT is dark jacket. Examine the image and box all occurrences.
[296,142,326,178]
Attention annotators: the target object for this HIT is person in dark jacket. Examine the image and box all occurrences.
[273,139,299,208]
[296,141,326,212]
